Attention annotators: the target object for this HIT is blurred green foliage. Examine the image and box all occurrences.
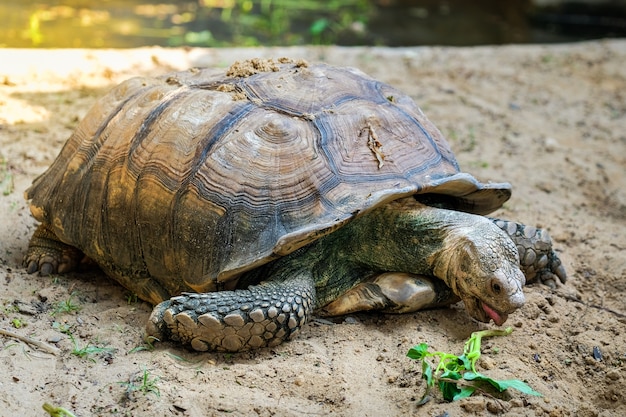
[3,0,371,48]
[4,1,620,48]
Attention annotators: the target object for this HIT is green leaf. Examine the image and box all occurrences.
[407,343,430,361]
[438,369,463,401]
[439,381,460,401]
[440,370,462,381]
[463,372,542,396]
[457,354,472,371]
[453,386,476,401]
[489,378,542,396]
[422,360,433,387]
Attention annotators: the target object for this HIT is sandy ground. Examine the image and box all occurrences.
[0,41,625,417]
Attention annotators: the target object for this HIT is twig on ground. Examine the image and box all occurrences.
[0,328,61,355]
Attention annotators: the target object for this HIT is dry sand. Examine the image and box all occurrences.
[0,41,625,416]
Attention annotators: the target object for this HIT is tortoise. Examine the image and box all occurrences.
[24,58,566,352]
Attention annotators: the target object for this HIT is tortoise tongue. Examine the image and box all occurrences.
[482,302,506,326]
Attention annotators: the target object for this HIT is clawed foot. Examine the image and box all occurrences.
[491,219,567,288]
[24,248,83,275]
[145,275,315,352]
[533,249,567,289]
[24,224,83,275]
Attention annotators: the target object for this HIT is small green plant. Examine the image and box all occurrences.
[2,303,19,314]
[69,333,115,361]
[51,293,81,316]
[128,345,149,354]
[52,321,72,334]
[42,403,77,417]
[119,367,161,397]
[407,327,541,403]
[128,335,159,353]
[10,318,24,328]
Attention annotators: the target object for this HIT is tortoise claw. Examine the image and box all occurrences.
[23,253,59,276]
[555,262,567,284]
[26,260,40,274]
[40,262,55,276]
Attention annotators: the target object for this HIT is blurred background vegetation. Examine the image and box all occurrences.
[1,0,625,48]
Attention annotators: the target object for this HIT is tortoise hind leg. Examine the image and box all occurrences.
[145,271,316,352]
[24,224,83,275]
[320,272,459,316]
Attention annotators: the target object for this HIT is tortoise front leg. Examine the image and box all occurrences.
[145,272,315,352]
[490,218,567,287]
[24,224,83,275]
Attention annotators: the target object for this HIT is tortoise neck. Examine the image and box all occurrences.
[340,198,472,281]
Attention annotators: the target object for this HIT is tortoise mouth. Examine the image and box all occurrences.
[480,301,508,326]
[466,297,508,326]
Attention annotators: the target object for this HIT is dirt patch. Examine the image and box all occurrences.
[225,57,307,77]
[1,42,625,416]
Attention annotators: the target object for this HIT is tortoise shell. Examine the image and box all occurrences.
[26,58,511,300]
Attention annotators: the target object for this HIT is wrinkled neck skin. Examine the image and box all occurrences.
[348,197,526,325]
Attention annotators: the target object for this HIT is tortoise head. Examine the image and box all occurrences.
[437,222,525,325]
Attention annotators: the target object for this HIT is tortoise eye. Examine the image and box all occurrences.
[491,281,502,294]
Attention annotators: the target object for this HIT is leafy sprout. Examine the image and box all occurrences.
[407,327,541,403]
[119,367,161,398]
[69,333,115,362]
[51,293,81,316]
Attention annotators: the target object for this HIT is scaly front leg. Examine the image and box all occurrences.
[145,272,316,352]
